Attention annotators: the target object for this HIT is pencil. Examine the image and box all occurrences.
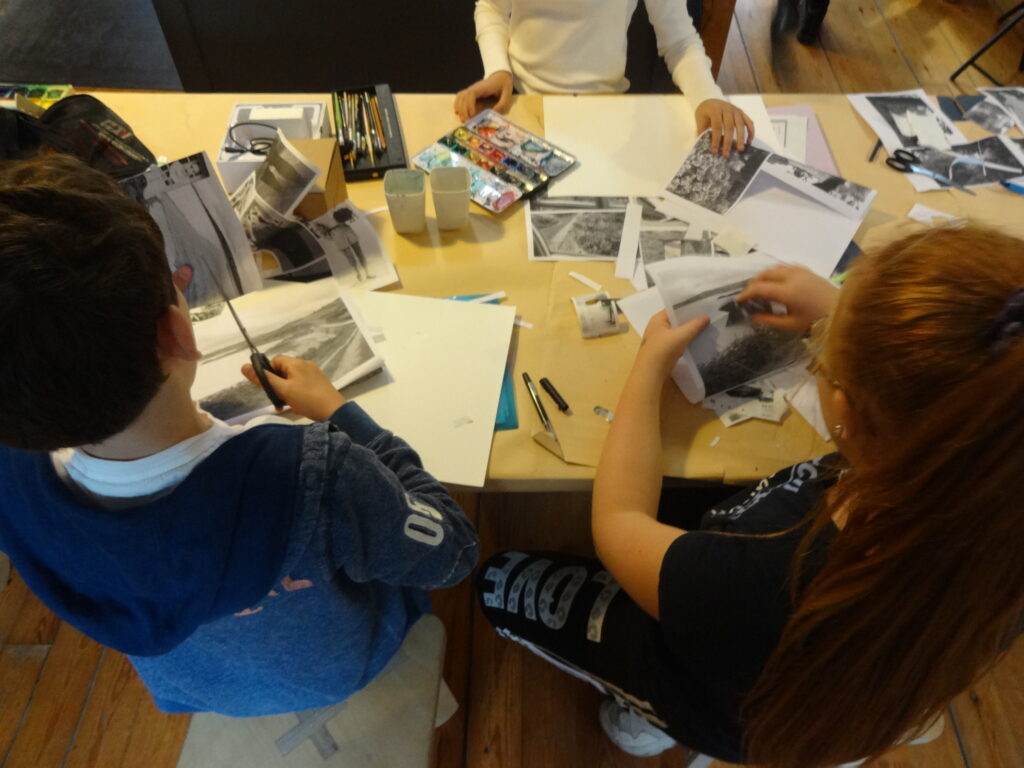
[361,94,375,167]
[370,95,387,153]
[332,92,344,149]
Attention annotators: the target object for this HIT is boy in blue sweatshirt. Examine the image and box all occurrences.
[0,155,479,716]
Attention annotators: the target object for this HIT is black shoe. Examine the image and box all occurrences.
[797,6,827,44]
[772,0,800,38]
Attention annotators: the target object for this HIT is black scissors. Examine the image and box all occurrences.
[193,257,286,409]
[885,149,976,195]
[219,294,286,409]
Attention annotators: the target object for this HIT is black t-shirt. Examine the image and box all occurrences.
[651,455,840,762]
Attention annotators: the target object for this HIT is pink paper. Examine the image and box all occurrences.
[768,105,839,176]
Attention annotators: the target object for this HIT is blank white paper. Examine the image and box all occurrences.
[543,95,782,198]
[345,291,516,488]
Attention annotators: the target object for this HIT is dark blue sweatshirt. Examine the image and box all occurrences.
[0,403,479,715]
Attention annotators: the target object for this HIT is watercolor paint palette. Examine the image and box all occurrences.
[412,109,577,213]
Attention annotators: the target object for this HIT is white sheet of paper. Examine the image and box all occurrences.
[906,203,956,225]
[543,95,781,197]
[614,200,643,279]
[787,373,831,440]
[725,173,862,278]
[771,115,808,163]
[617,287,662,337]
[345,291,516,488]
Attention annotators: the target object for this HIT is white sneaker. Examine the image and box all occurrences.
[598,697,677,757]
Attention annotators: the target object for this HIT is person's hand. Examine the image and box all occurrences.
[695,98,755,157]
[171,264,193,293]
[636,311,711,380]
[736,264,839,333]
[454,71,513,122]
[241,355,346,421]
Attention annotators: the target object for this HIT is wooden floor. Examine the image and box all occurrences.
[2,491,1021,768]
[3,1,1024,766]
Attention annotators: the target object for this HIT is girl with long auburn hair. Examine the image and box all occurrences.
[476,223,1024,765]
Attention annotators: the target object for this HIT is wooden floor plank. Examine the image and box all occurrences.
[429,489,480,768]
[871,0,982,93]
[819,0,920,92]
[718,16,761,95]
[64,649,190,768]
[6,584,62,646]
[464,499,525,768]
[0,645,49,761]
[0,570,31,646]
[4,621,103,768]
[732,0,842,93]
[939,0,1024,88]
[863,709,966,768]
[950,636,1024,768]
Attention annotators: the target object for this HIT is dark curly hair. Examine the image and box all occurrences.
[0,154,176,450]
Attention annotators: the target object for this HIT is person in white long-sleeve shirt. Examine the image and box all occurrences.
[455,0,753,156]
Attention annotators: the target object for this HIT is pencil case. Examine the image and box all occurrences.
[332,84,408,181]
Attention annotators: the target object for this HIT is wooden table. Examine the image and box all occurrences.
[85,91,1024,489]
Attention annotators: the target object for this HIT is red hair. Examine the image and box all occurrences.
[743,224,1024,767]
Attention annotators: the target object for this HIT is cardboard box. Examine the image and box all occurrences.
[291,138,347,219]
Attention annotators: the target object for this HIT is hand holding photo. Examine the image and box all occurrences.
[192,280,382,422]
[648,255,805,401]
[664,130,771,214]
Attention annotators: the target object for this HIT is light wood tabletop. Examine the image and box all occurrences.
[85,91,1024,489]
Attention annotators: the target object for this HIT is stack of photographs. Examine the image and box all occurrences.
[412,109,577,213]
[230,133,398,290]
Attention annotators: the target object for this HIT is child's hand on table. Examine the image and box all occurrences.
[454,71,514,122]
[636,311,710,381]
[737,264,840,333]
[695,99,755,157]
[241,356,346,421]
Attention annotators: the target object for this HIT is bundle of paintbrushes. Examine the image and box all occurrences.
[331,85,408,181]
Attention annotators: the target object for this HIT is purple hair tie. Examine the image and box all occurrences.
[986,287,1024,346]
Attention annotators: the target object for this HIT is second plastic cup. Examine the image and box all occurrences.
[384,169,426,234]
[430,166,471,230]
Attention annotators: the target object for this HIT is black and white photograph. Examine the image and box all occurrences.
[306,203,398,290]
[529,192,629,212]
[250,203,397,290]
[862,92,959,147]
[761,154,876,218]
[848,90,965,154]
[527,194,631,261]
[637,196,674,221]
[121,152,262,309]
[673,281,805,397]
[980,87,1024,133]
[904,137,1024,189]
[192,283,382,422]
[963,99,1015,135]
[249,133,321,215]
[636,229,727,287]
[664,130,771,215]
